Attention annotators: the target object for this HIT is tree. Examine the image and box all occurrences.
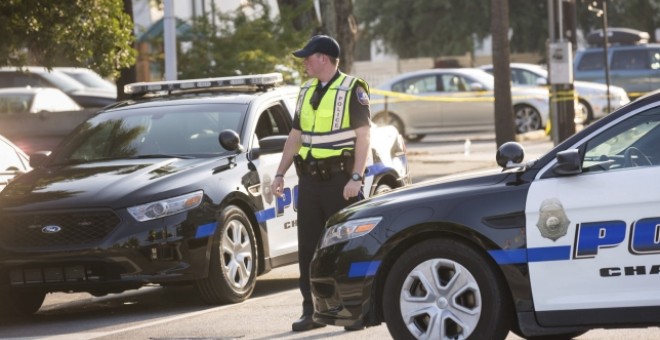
[278,0,358,73]
[177,0,309,82]
[0,0,136,78]
[318,0,358,73]
[492,0,516,147]
[116,0,138,101]
[355,0,491,59]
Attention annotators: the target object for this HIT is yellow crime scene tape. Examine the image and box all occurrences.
[369,88,550,105]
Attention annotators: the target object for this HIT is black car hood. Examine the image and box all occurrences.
[334,169,518,220]
[0,157,226,211]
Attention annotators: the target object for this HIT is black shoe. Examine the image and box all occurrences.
[292,315,326,332]
[344,325,365,331]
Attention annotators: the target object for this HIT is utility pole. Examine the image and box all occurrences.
[547,0,576,144]
[163,0,177,81]
[588,0,611,113]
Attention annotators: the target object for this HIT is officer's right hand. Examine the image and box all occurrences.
[271,176,284,198]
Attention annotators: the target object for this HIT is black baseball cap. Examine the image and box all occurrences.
[292,35,340,58]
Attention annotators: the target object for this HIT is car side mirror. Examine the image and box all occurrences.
[250,135,287,159]
[29,151,51,168]
[469,82,485,91]
[219,129,243,153]
[552,149,582,175]
[496,142,525,168]
[536,78,548,86]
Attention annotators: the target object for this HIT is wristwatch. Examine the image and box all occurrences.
[350,172,363,181]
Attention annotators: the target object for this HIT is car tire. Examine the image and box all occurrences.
[194,205,258,304]
[0,288,46,317]
[576,99,593,125]
[374,182,393,196]
[382,238,512,339]
[372,112,424,142]
[514,104,542,133]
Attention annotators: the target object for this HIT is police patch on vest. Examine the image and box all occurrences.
[356,86,369,106]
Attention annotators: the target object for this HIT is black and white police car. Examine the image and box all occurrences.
[0,73,410,316]
[310,89,660,339]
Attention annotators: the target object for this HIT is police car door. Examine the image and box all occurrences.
[526,106,660,314]
[251,105,299,258]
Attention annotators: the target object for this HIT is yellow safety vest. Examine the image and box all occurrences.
[296,73,368,160]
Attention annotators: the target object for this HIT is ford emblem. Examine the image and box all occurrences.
[41,225,62,233]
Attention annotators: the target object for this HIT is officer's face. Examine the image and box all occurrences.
[303,53,324,77]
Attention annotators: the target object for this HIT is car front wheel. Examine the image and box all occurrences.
[514,104,542,133]
[382,238,512,339]
[194,205,258,304]
[0,288,46,317]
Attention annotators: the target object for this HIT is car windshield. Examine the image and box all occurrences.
[583,108,660,170]
[38,71,86,93]
[50,103,247,164]
[66,71,116,91]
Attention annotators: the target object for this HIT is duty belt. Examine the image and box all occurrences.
[294,151,354,181]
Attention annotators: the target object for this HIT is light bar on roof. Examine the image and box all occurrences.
[124,73,284,96]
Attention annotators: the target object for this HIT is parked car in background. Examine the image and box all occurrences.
[574,28,660,99]
[55,67,117,94]
[370,68,550,141]
[0,67,116,108]
[0,134,29,192]
[0,73,410,317]
[0,87,82,114]
[480,63,630,124]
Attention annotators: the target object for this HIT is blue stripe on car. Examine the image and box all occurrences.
[195,222,217,238]
[348,261,382,278]
[256,207,276,223]
[489,245,571,264]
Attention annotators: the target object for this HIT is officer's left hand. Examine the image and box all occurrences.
[344,180,362,200]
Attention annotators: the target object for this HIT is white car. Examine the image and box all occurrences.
[0,87,81,114]
[480,63,630,124]
[0,134,29,192]
[370,68,550,142]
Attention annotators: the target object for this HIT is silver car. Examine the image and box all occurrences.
[480,63,630,124]
[370,68,550,142]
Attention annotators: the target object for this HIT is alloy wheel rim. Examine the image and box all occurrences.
[399,258,482,339]
[221,219,253,289]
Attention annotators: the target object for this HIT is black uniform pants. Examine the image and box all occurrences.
[297,172,358,316]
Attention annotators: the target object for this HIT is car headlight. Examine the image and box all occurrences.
[319,217,382,249]
[127,191,204,222]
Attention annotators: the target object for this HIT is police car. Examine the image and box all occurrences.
[310,90,660,338]
[0,73,410,316]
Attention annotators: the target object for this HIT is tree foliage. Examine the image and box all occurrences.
[356,0,659,60]
[356,0,491,58]
[0,0,136,78]
[177,0,311,82]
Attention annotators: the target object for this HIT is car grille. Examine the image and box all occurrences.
[0,211,120,249]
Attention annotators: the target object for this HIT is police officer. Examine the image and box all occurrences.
[271,35,371,332]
